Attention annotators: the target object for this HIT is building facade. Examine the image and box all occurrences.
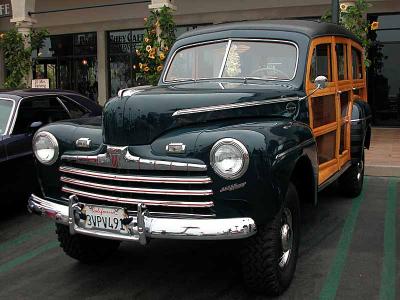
[0,0,399,125]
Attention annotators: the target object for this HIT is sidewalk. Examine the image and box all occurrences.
[365,127,400,177]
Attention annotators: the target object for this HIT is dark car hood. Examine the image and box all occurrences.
[103,82,303,146]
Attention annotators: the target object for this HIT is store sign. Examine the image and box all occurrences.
[0,1,11,17]
[32,79,50,89]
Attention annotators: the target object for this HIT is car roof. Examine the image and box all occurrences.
[0,89,86,100]
[178,20,361,44]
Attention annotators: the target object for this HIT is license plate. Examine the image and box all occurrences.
[83,204,128,233]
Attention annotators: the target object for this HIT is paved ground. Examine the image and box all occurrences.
[0,176,398,300]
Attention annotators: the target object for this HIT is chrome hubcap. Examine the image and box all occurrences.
[279,208,293,268]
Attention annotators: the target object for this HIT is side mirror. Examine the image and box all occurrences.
[314,75,328,90]
[29,121,43,133]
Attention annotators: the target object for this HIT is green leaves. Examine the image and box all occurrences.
[137,6,176,86]
[0,28,48,88]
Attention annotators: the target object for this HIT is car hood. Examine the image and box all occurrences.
[103,81,304,146]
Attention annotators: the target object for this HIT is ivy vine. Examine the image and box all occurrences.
[136,6,176,86]
[0,28,48,88]
[322,0,379,67]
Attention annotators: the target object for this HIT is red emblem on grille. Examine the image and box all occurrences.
[107,146,125,168]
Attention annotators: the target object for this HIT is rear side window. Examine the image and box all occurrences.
[310,44,332,82]
[59,96,88,119]
[13,96,70,134]
[336,43,348,80]
[352,47,363,79]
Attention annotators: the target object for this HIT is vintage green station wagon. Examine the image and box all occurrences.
[29,20,371,295]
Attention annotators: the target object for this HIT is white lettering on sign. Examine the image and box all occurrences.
[32,79,50,89]
[0,3,11,17]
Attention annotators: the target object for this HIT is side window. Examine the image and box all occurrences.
[352,47,363,80]
[13,96,70,134]
[59,96,88,119]
[310,44,332,82]
[336,43,348,80]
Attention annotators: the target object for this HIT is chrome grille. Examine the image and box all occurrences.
[59,148,214,217]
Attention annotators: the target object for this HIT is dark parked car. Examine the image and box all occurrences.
[0,89,102,203]
[28,21,371,295]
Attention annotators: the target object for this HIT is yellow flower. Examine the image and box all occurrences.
[144,67,150,72]
[155,20,160,27]
[135,49,141,56]
[149,53,155,59]
[146,45,152,52]
[340,3,348,11]
[139,63,143,69]
[151,29,156,34]
[157,65,163,72]
[371,21,379,31]
[144,37,150,43]
[159,52,165,60]
[0,33,4,39]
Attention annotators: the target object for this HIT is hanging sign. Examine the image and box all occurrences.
[0,1,11,17]
[32,79,50,89]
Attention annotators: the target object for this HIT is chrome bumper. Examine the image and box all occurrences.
[28,194,256,245]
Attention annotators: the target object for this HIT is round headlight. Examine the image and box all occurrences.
[210,138,249,180]
[32,131,59,165]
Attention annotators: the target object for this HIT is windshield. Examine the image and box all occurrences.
[165,40,298,82]
[0,99,14,135]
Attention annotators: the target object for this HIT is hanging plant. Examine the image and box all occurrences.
[321,0,379,67]
[0,28,48,88]
[136,6,176,86]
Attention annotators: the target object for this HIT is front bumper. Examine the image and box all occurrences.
[28,194,256,245]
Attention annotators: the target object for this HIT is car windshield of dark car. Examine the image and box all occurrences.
[0,99,14,135]
[164,40,298,82]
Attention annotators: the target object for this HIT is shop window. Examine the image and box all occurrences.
[336,43,348,80]
[351,47,363,80]
[310,44,332,82]
[312,94,336,128]
[316,131,336,164]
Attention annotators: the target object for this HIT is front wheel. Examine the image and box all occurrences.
[56,224,120,264]
[240,183,300,295]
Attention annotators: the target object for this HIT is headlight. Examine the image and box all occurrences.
[32,131,59,165]
[210,138,249,180]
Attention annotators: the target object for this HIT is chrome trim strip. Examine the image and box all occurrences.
[350,115,372,123]
[61,186,214,207]
[0,97,16,136]
[62,145,207,171]
[28,194,256,242]
[275,138,315,160]
[59,166,212,184]
[61,176,213,196]
[163,38,299,84]
[172,96,299,117]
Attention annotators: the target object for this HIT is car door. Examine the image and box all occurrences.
[306,37,340,185]
[4,95,70,196]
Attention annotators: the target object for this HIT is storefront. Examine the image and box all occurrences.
[368,13,400,126]
[1,0,400,114]
[34,32,98,100]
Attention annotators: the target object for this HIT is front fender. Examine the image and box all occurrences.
[194,119,317,225]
